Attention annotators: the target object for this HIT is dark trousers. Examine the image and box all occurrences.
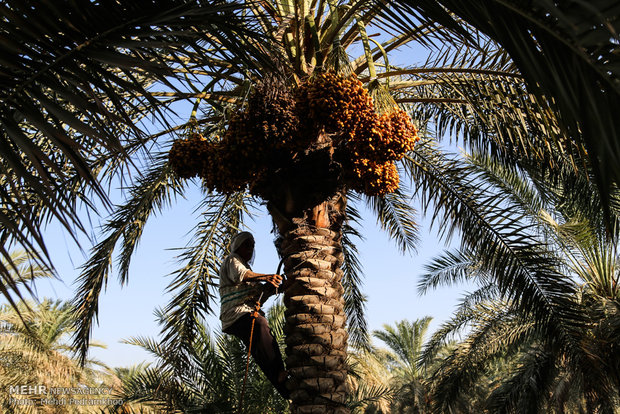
[223,313,289,398]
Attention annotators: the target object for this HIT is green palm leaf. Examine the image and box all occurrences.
[72,153,186,363]
[395,0,620,221]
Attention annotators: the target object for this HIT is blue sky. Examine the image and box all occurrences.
[33,181,473,368]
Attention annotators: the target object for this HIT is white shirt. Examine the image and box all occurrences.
[219,253,261,330]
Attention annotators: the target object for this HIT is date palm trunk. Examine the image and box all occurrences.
[269,192,350,414]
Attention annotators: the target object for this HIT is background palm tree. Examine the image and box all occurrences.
[0,299,111,413]
[0,250,53,309]
[346,347,395,414]
[372,318,433,414]
[418,149,620,413]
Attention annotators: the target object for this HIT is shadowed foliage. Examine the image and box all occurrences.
[418,149,620,413]
[394,0,620,221]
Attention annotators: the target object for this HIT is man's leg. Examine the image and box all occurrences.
[224,313,289,398]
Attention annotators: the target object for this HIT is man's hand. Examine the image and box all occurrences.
[263,273,283,288]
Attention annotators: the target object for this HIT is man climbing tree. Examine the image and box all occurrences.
[219,231,289,399]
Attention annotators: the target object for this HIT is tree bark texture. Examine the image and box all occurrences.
[272,194,350,414]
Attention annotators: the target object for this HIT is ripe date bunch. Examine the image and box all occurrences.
[168,72,419,197]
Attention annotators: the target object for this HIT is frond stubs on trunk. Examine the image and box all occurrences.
[280,226,350,414]
[269,192,347,237]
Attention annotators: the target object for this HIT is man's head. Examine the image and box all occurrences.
[231,231,255,262]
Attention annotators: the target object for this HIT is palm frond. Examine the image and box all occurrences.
[464,151,548,222]
[373,0,475,52]
[121,335,172,363]
[119,313,289,413]
[0,250,54,310]
[458,284,501,311]
[341,201,371,351]
[428,303,535,412]
[418,249,481,295]
[396,0,620,221]
[523,154,620,241]
[420,297,498,367]
[396,41,576,183]
[404,142,585,352]
[160,191,252,350]
[72,153,186,364]
[266,300,287,343]
[485,345,556,414]
[115,365,174,409]
[346,382,395,413]
[364,187,419,254]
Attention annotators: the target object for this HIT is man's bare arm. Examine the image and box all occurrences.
[244,271,282,287]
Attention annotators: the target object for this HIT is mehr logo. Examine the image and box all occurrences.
[9,385,47,395]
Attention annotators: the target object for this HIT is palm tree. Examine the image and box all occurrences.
[0,299,110,413]
[418,150,620,413]
[65,2,597,413]
[346,347,395,413]
[67,4,572,413]
[372,318,433,413]
[0,250,53,308]
[3,0,614,412]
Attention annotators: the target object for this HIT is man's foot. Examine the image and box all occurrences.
[277,370,291,399]
[278,370,288,383]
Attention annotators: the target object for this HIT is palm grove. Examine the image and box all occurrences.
[1,0,619,413]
